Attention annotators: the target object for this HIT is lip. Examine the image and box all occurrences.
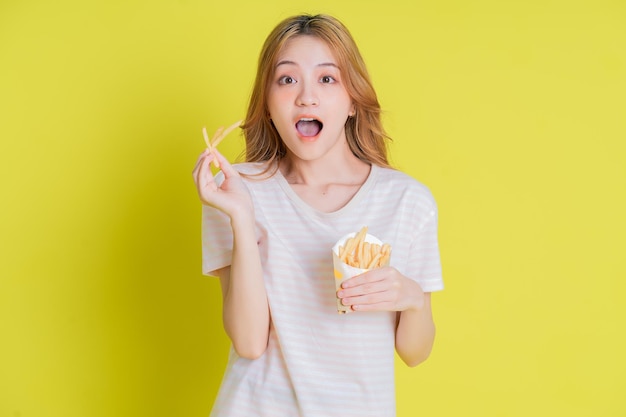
[293,114,323,123]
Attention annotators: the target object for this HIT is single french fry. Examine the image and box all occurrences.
[355,225,368,241]
[211,126,225,144]
[370,243,379,260]
[357,239,365,267]
[211,119,242,148]
[202,126,211,150]
[354,226,367,267]
[340,238,354,261]
[367,253,382,270]
[362,242,371,269]
[210,126,225,169]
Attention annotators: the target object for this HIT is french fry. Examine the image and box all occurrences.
[355,226,368,243]
[211,120,241,148]
[201,120,243,169]
[370,243,379,261]
[338,226,391,269]
[362,242,371,269]
[379,244,391,268]
[202,126,211,150]
[367,253,382,270]
[340,238,354,261]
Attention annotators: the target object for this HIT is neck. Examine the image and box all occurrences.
[279,153,369,186]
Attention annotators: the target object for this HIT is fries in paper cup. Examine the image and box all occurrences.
[332,226,391,314]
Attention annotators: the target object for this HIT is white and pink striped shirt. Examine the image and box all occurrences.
[202,163,443,417]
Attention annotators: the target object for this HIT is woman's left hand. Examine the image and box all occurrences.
[336,267,425,312]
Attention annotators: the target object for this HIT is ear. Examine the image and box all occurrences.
[348,104,356,117]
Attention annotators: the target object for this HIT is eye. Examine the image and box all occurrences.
[278,75,296,85]
[320,75,336,84]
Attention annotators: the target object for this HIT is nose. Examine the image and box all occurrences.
[296,83,318,107]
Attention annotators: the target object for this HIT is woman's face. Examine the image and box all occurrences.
[267,35,355,163]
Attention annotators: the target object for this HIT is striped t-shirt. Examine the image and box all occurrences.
[202,162,443,417]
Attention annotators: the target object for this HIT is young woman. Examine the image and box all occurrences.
[192,13,444,417]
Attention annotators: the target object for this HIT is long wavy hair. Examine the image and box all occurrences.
[241,14,391,172]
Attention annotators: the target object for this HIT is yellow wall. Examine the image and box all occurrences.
[1,1,624,416]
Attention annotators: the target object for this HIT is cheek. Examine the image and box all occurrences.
[267,88,292,110]
[266,109,293,137]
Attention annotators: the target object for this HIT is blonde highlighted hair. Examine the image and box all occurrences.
[242,14,391,169]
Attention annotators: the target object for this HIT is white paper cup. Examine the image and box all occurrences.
[332,232,390,314]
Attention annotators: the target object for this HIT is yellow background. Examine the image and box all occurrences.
[1,0,624,416]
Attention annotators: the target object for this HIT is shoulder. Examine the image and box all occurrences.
[372,166,437,210]
[232,162,272,176]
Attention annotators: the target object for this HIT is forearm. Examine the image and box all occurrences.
[395,293,435,367]
[221,213,269,359]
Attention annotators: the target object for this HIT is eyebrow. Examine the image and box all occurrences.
[275,60,339,69]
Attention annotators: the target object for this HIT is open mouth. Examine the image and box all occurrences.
[295,118,323,137]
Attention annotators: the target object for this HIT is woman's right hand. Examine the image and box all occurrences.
[194,149,268,358]
[192,148,254,220]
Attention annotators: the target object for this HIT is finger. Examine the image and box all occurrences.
[341,268,385,289]
[192,149,211,176]
[341,292,394,309]
[192,150,212,180]
[338,280,388,298]
[350,301,396,312]
[339,290,391,309]
[195,151,216,188]
[211,148,239,179]
[339,290,389,307]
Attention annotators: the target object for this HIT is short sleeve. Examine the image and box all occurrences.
[406,203,444,292]
[201,174,234,277]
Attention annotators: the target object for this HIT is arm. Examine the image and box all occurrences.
[216,212,269,359]
[395,292,435,367]
[193,149,270,359]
